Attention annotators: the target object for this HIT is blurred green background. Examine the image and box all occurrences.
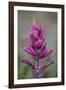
[18,10,57,79]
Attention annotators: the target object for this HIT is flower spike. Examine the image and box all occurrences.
[22,20,55,78]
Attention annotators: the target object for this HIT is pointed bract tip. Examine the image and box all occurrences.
[32,18,36,25]
[24,47,26,50]
[50,50,55,56]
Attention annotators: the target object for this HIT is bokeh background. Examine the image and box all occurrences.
[18,10,57,79]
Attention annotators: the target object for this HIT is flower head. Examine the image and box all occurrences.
[24,20,54,59]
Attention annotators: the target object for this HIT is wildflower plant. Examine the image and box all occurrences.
[22,20,55,78]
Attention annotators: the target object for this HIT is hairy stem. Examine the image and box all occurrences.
[35,59,40,78]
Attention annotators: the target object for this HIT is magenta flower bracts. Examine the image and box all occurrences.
[22,20,55,78]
